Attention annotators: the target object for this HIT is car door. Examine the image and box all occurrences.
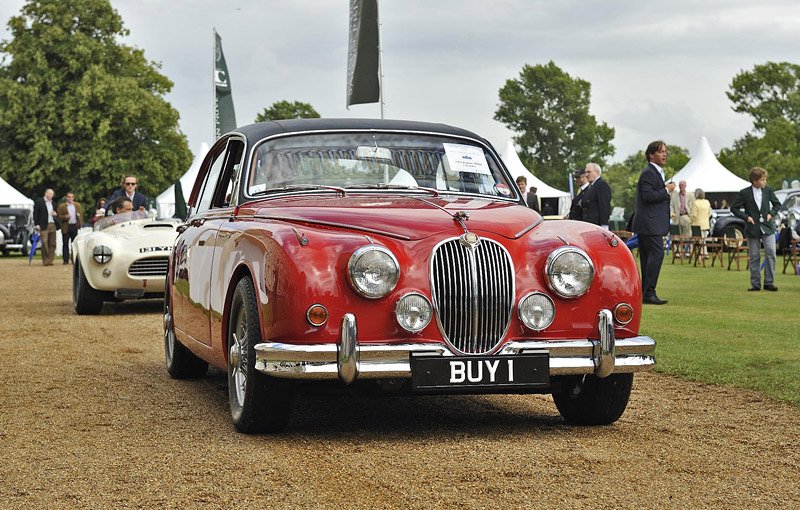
[173,138,243,345]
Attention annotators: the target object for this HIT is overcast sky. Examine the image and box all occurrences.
[2,0,799,173]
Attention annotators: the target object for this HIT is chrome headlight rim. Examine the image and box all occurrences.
[347,245,400,299]
[394,292,433,333]
[92,244,113,264]
[544,246,594,299]
[517,291,556,331]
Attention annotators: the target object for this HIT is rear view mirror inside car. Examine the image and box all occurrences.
[356,145,392,161]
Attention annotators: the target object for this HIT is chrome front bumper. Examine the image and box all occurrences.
[254,309,656,385]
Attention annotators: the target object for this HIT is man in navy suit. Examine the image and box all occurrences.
[581,162,612,228]
[730,167,781,291]
[105,175,148,213]
[632,141,676,305]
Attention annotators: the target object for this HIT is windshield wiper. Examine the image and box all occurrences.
[345,183,439,196]
[254,184,347,196]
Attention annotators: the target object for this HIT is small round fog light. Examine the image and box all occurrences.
[518,292,555,331]
[395,293,432,333]
[613,303,634,325]
[306,304,328,327]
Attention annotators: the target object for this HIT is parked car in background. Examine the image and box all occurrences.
[164,119,656,433]
[776,188,800,237]
[711,209,746,243]
[72,210,181,314]
[0,207,34,256]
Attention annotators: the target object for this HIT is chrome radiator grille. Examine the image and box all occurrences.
[128,257,169,277]
[430,237,514,354]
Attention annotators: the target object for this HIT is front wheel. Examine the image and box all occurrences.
[227,276,292,434]
[552,373,633,425]
[73,258,104,315]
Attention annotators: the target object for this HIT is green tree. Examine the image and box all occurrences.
[255,100,320,122]
[0,0,191,203]
[494,61,615,187]
[722,61,800,186]
[727,62,800,130]
[603,144,689,216]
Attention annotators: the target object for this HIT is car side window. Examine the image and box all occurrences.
[211,139,245,209]
[195,145,227,214]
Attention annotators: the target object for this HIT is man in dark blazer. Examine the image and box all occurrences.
[32,188,59,265]
[105,175,148,212]
[581,163,612,228]
[730,166,781,291]
[632,141,676,305]
[568,170,589,220]
[515,175,541,212]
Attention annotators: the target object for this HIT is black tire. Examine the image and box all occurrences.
[164,286,208,379]
[227,276,292,434]
[21,231,30,257]
[73,258,104,315]
[552,373,633,425]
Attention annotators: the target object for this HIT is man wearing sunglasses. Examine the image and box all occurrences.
[104,175,148,213]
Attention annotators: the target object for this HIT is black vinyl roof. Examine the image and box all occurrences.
[233,118,489,145]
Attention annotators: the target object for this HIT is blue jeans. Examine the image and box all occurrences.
[747,234,776,288]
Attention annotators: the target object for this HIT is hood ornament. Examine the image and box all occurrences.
[452,210,470,233]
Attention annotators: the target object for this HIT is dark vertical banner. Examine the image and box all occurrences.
[346,0,380,107]
[214,29,237,138]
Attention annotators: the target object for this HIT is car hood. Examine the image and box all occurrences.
[248,194,540,240]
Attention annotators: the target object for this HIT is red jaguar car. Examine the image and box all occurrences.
[164,119,655,433]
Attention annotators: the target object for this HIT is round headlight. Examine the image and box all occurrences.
[93,244,113,264]
[518,292,555,330]
[395,293,432,333]
[545,247,594,298]
[347,246,400,299]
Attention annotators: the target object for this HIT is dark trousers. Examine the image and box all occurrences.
[638,234,665,299]
[62,224,79,262]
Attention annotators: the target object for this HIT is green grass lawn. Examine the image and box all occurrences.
[638,252,800,406]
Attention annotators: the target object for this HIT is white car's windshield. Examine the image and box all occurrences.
[248,133,516,199]
[93,210,149,231]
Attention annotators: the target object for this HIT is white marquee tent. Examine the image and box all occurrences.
[498,140,571,217]
[670,136,750,192]
[0,175,34,210]
[156,142,209,218]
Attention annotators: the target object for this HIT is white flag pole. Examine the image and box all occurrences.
[377,0,384,119]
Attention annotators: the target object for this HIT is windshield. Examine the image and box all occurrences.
[247,132,516,199]
[93,210,149,231]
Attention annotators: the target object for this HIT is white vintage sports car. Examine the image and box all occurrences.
[72,210,180,314]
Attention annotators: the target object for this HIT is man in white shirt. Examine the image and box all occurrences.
[515,175,540,212]
[33,188,58,266]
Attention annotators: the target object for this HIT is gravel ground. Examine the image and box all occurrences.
[1,258,799,509]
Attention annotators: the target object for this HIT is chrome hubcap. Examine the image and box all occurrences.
[163,306,174,360]
[230,307,247,405]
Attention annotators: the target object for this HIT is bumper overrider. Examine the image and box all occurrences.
[254,309,655,386]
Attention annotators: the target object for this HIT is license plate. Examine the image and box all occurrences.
[410,353,550,393]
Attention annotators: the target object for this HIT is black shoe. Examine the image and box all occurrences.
[643,296,668,305]
[747,287,760,291]
[764,285,778,292]
[63,260,69,265]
